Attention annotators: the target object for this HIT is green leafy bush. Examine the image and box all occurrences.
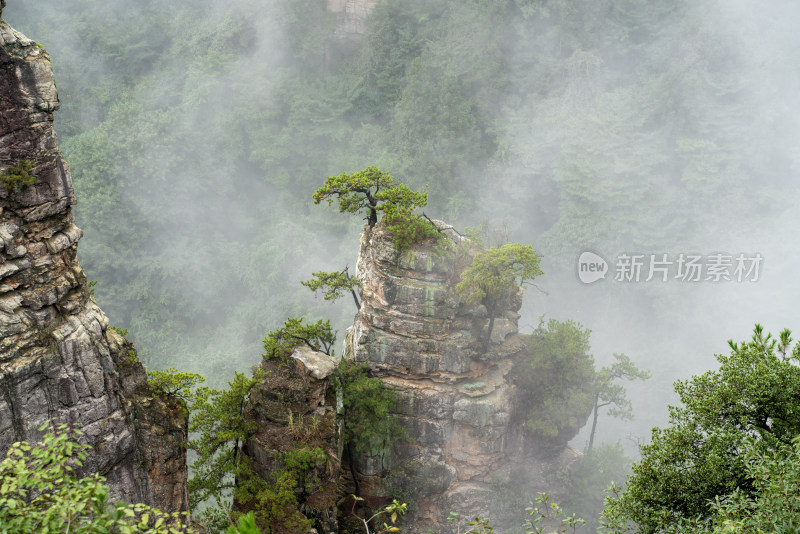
[280,446,327,494]
[511,319,595,441]
[334,359,406,457]
[189,370,265,509]
[600,325,800,532]
[0,423,194,533]
[188,369,311,533]
[456,243,542,345]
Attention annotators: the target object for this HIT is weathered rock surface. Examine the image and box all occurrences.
[326,0,377,40]
[0,16,187,512]
[245,347,342,533]
[346,222,582,531]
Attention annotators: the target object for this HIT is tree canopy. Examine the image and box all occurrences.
[456,243,543,344]
[313,167,427,229]
[262,317,336,361]
[588,354,650,452]
[301,267,362,310]
[511,319,596,444]
[601,325,800,532]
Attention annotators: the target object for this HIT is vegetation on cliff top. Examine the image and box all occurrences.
[313,166,440,250]
[262,317,337,361]
[456,242,543,345]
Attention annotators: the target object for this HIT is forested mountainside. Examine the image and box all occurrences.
[3,1,800,532]
[4,1,797,419]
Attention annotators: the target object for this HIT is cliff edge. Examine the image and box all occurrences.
[346,221,584,530]
[0,9,187,512]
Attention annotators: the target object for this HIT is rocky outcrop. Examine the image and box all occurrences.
[0,16,187,511]
[326,0,377,40]
[245,347,342,533]
[345,222,583,531]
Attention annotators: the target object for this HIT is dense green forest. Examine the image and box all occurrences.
[5,0,799,447]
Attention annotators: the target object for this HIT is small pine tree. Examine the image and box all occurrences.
[0,160,36,192]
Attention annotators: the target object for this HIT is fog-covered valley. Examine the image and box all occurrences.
[2,0,799,531]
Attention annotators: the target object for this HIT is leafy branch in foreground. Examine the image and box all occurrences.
[447,512,494,533]
[0,423,194,533]
[351,496,407,534]
[302,266,362,310]
[445,492,585,534]
[600,325,800,532]
[524,492,585,534]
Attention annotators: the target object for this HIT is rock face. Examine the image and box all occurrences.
[326,0,377,40]
[0,17,187,512]
[245,347,342,533]
[346,222,582,531]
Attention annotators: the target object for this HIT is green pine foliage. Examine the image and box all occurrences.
[188,369,314,533]
[0,160,36,192]
[313,167,397,228]
[313,166,438,250]
[279,446,328,495]
[301,268,362,309]
[262,317,336,362]
[334,359,406,458]
[456,243,543,345]
[587,354,650,452]
[188,370,265,509]
[234,471,313,534]
[146,367,205,404]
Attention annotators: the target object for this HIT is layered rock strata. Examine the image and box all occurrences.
[0,12,187,512]
[346,222,581,531]
[245,347,342,533]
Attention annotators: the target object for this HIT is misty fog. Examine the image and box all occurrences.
[5,0,799,463]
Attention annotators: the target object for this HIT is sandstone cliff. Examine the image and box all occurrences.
[345,222,583,531]
[245,347,342,533]
[0,9,187,512]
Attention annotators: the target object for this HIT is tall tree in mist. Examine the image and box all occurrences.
[587,353,650,452]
